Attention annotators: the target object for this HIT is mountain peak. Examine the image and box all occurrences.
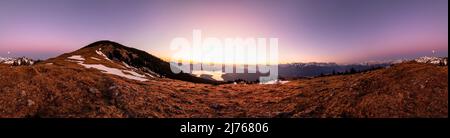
[49,40,220,84]
[83,40,124,49]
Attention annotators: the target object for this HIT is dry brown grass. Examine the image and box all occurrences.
[0,57,447,118]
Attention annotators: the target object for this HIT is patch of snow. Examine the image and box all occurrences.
[4,60,13,64]
[122,62,132,69]
[122,62,154,78]
[78,62,148,82]
[67,55,148,81]
[144,73,155,78]
[91,57,101,61]
[67,55,85,61]
[260,80,290,85]
[96,48,112,62]
[143,67,160,77]
[123,70,146,78]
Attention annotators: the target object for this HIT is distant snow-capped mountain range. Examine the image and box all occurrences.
[280,56,446,77]
[286,56,448,67]
[414,56,448,65]
[218,56,448,82]
[0,57,35,65]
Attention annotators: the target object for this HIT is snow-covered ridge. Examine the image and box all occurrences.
[0,57,35,65]
[67,55,148,81]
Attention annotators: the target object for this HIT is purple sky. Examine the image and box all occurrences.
[0,0,448,63]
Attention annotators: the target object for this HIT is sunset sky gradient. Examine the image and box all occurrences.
[0,0,448,63]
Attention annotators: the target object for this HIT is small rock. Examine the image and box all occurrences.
[27,99,35,106]
[420,84,425,89]
[88,87,100,94]
[20,90,26,96]
[108,85,118,90]
[112,90,120,97]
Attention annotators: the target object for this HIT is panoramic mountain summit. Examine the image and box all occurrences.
[0,41,447,118]
[0,0,448,136]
